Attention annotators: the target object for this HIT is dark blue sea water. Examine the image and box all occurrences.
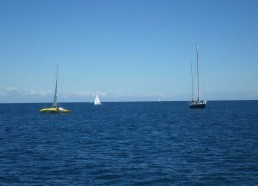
[0,101,258,185]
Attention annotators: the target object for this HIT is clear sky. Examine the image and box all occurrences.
[1,0,258,103]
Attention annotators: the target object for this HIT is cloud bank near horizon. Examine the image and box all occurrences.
[0,87,258,103]
[0,86,184,103]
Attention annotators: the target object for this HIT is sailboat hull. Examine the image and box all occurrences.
[94,103,102,105]
[189,101,206,109]
[40,107,71,113]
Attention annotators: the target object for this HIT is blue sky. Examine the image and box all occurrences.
[1,0,258,103]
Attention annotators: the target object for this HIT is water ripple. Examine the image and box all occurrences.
[0,101,258,185]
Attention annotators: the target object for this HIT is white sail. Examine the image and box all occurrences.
[52,66,58,108]
[94,94,102,105]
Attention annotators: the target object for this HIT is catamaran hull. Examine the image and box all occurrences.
[40,108,71,113]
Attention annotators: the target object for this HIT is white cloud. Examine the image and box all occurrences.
[24,90,53,97]
[1,86,180,101]
[3,86,257,103]
[246,90,258,99]
[69,91,108,97]
[4,87,53,97]
[0,86,188,102]
[70,91,95,97]
[110,92,176,99]
[6,87,19,92]
[0,92,7,96]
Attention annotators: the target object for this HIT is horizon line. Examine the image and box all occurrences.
[0,99,257,104]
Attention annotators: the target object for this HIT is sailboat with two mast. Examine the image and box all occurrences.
[189,43,207,109]
[40,66,71,113]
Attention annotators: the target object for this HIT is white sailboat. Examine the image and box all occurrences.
[40,66,71,113]
[94,94,102,105]
[189,43,207,109]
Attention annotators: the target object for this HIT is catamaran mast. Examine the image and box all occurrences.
[52,65,58,108]
[196,43,200,101]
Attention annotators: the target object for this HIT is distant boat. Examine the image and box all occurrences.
[189,43,207,109]
[40,66,71,113]
[94,94,102,105]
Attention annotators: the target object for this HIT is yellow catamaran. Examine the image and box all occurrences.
[40,66,71,113]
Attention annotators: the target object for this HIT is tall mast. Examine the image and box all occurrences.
[52,65,58,107]
[196,43,200,101]
[191,61,194,101]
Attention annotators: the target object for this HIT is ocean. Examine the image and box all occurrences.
[0,101,258,185]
